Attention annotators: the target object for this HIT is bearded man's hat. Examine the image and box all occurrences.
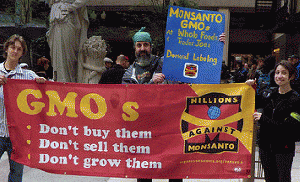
[132,27,152,44]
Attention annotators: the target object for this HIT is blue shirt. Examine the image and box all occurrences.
[0,62,39,137]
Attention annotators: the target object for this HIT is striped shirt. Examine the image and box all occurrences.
[0,62,39,137]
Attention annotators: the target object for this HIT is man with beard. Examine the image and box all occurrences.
[123,27,225,84]
[122,27,165,84]
[122,28,225,182]
[122,27,180,182]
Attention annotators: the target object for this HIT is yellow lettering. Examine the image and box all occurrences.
[233,97,238,103]
[211,143,217,149]
[179,10,184,18]
[189,21,198,30]
[191,98,197,104]
[218,143,224,149]
[203,14,210,22]
[218,98,224,103]
[122,102,139,121]
[193,13,202,21]
[80,93,107,119]
[169,7,179,18]
[216,14,222,23]
[188,145,195,151]
[17,89,45,115]
[181,20,188,28]
[46,91,78,117]
[169,7,222,23]
[190,12,195,20]
[225,98,231,103]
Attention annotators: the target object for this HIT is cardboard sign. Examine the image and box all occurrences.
[163,6,225,84]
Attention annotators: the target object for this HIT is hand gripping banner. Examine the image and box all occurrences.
[4,80,255,179]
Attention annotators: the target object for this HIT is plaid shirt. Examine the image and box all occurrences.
[0,62,39,137]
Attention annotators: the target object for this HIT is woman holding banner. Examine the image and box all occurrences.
[247,60,300,182]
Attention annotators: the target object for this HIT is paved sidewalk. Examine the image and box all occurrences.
[1,144,300,182]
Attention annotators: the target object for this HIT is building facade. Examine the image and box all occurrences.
[273,0,300,61]
[2,0,298,67]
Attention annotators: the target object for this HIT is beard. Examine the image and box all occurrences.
[136,51,151,67]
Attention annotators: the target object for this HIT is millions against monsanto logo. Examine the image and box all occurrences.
[181,93,242,154]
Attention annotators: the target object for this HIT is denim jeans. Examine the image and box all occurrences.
[0,137,24,182]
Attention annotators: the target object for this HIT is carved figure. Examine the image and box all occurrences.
[47,0,89,82]
[78,36,107,84]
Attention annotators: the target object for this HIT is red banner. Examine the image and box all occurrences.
[4,79,255,179]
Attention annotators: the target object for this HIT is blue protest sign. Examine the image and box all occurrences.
[162,6,225,84]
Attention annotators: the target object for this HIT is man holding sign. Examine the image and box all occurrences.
[122,27,225,85]
[122,10,225,182]
[122,27,166,85]
[122,26,182,182]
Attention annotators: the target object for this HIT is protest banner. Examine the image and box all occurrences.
[4,80,254,179]
[162,6,225,84]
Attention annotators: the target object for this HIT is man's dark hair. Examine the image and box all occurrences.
[3,34,28,59]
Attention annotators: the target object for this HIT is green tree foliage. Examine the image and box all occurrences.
[31,0,51,25]
[0,0,50,25]
[175,0,198,8]
[90,0,198,56]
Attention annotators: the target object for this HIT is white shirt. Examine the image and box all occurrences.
[0,63,39,137]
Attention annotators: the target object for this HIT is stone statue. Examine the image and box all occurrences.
[47,0,89,83]
[78,36,107,84]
